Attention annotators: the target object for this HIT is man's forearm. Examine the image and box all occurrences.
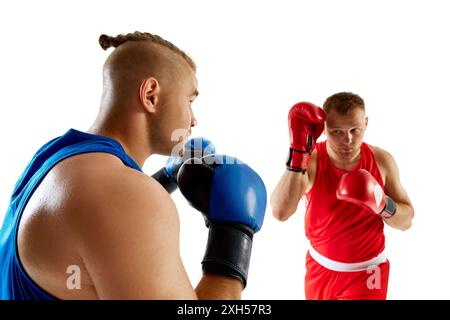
[195,274,243,300]
[270,170,309,221]
[383,202,414,231]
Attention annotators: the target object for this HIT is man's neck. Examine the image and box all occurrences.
[326,142,361,171]
[87,118,149,168]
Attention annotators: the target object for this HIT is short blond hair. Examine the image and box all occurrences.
[323,92,365,115]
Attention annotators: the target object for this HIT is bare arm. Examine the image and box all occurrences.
[76,169,241,299]
[380,151,415,231]
[270,151,316,221]
[196,275,242,299]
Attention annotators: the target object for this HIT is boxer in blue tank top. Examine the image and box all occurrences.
[0,129,141,299]
[0,32,267,300]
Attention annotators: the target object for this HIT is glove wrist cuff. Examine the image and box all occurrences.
[202,223,253,288]
[381,196,397,218]
[286,147,312,174]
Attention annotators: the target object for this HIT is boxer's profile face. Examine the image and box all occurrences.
[150,65,198,156]
[324,107,368,160]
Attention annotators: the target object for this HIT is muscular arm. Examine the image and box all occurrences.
[75,168,241,299]
[379,151,415,231]
[196,275,242,299]
[270,151,316,221]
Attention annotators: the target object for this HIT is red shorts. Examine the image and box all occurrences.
[305,252,390,300]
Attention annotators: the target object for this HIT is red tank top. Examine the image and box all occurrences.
[305,141,385,263]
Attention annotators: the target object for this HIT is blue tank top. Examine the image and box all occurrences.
[0,129,142,300]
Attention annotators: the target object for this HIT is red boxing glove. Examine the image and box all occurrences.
[336,169,397,218]
[286,102,326,173]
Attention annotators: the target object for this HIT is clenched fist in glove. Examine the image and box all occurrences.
[336,169,397,218]
[286,102,325,173]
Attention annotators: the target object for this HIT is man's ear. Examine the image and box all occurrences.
[365,116,369,128]
[139,77,160,113]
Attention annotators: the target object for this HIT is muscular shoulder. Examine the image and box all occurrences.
[57,153,178,238]
[66,154,190,296]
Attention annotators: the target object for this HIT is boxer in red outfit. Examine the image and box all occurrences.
[271,92,414,300]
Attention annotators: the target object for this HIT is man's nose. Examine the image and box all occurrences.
[190,108,197,127]
[343,132,352,144]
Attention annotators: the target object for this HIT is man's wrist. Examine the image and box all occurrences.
[381,196,397,219]
[286,147,311,173]
[202,223,253,288]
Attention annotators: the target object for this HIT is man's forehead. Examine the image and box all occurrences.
[326,109,366,127]
[177,65,197,93]
[190,74,199,95]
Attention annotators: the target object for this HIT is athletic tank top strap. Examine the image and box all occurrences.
[0,129,142,300]
[359,142,384,188]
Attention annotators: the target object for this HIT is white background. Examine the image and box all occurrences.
[0,0,449,299]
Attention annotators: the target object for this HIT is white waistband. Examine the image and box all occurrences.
[307,242,387,272]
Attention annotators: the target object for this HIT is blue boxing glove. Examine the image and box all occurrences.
[177,154,267,287]
[151,137,215,194]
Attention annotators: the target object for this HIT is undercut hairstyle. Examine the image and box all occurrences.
[99,31,196,71]
[323,92,365,115]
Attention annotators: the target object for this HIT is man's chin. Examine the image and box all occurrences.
[339,150,355,159]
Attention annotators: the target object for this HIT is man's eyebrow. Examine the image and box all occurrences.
[327,124,362,129]
[192,90,199,97]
